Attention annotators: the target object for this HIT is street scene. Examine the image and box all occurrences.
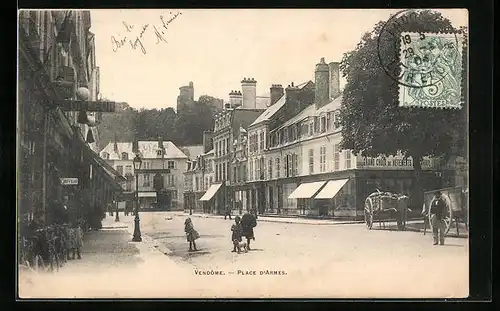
[17,9,468,299]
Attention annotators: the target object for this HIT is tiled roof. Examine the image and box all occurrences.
[100,141,187,160]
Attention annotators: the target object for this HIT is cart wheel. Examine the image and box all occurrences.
[364,198,373,230]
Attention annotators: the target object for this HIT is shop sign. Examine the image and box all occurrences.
[60,178,79,185]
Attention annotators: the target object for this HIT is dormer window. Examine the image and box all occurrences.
[121,152,128,160]
[157,149,163,157]
[102,152,109,160]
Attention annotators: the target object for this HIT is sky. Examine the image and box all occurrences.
[89,9,468,110]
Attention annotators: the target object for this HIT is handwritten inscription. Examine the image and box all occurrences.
[111,11,182,54]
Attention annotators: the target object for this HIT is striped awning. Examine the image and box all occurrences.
[199,183,223,201]
[314,179,349,199]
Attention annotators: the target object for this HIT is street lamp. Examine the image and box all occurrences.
[132,154,142,242]
[114,199,119,222]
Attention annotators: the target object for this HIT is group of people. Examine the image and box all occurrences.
[184,209,258,254]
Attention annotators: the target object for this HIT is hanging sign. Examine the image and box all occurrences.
[60,178,79,185]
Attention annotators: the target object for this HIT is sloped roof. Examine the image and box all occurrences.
[274,94,343,132]
[249,80,313,128]
[100,141,187,160]
[179,145,204,160]
[250,94,286,127]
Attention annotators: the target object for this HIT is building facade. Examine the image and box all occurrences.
[18,10,122,229]
[246,58,457,218]
[100,138,188,211]
[183,149,215,213]
[206,79,266,213]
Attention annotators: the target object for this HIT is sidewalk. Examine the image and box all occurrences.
[19,215,187,298]
[174,211,365,225]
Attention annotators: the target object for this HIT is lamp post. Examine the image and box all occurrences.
[114,199,119,222]
[132,154,142,242]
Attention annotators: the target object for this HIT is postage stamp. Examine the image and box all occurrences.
[398,32,464,109]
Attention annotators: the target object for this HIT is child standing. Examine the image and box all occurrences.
[184,218,199,252]
[231,216,242,252]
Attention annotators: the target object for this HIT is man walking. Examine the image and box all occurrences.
[429,191,448,245]
[224,203,232,220]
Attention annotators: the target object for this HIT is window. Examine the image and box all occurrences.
[167,161,175,169]
[226,138,230,154]
[326,113,331,130]
[233,167,237,182]
[209,176,213,186]
[156,149,163,157]
[334,144,340,170]
[143,174,150,187]
[195,177,199,191]
[320,146,326,172]
[274,157,280,178]
[260,157,265,180]
[268,159,273,179]
[222,162,226,180]
[309,122,314,136]
[116,165,123,175]
[166,175,176,186]
[125,165,132,175]
[143,161,151,170]
[345,150,352,169]
[333,111,341,129]
[308,149,314,174]
[293,153,299,176]
[287,155,293,177]
[259,132,265,151]
[215,164,219,181]
[255,158,260,180]
[320,116,326,133]
[102,152,109,159]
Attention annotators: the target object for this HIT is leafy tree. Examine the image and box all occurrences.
[339,10,467,206]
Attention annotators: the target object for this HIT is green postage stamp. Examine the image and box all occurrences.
[398,32,464,109]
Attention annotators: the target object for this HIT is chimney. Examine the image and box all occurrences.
[132,139,139,154]
[315,57,330,109]
[158,136,164,149]
[285,83,300,115]
[113,133,118,153]
[329,62,340,99]
[203,131,214,153]
[270,84,284,106]
[241,77,257,108]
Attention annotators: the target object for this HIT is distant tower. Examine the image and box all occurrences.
[177,81,195,112]
[315,58,330,109]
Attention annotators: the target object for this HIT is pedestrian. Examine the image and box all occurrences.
[240,212,257,250]
[184,218,199,252]
[224,203,232,220]
[231,216,243,252]
[429,190,448,245]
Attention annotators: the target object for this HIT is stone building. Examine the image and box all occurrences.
[244,58,456,219]
[100,138,188,211]
[18,10,123,228]
[184,148,215,213]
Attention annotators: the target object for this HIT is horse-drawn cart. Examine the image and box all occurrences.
[422,186,468,236]
[364,190,410,231]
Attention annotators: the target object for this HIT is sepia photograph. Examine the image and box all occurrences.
[17,8,469,299]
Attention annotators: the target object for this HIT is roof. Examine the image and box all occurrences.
[178,145,204,160]
[100,141,188,160]
[274,94,343,132]
[256,96,271,109]
[250,94,286,127]
[249,80,313,128]
[230,108,266,136]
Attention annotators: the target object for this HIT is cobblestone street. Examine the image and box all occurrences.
[19,211,468,298]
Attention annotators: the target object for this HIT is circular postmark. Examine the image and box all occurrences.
[377,9,461,91]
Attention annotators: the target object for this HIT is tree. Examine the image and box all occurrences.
[339,10,467,206]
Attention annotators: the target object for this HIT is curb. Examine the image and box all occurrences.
[121,222,175,256]
[175,213,364,226]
